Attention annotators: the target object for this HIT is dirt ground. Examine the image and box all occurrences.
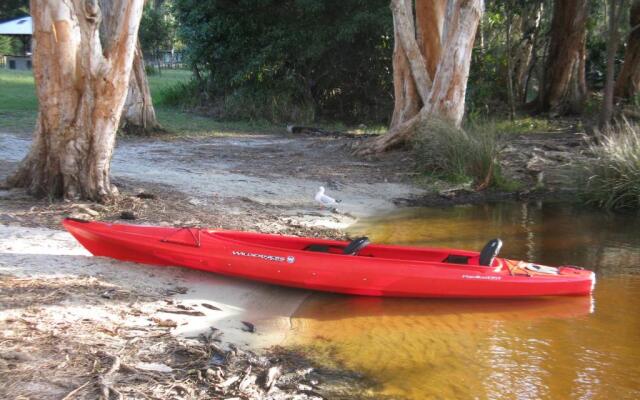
[0,131,423,233]
[1,129,419,400]
[0,126,590,399]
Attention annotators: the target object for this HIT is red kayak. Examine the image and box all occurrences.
[63,219,595,298]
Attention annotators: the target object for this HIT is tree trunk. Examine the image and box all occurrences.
[390,0,447,130]
[390,0,421,129]
[7,0,144,201]
[121,41,161,133]
[357,0,483,155]
[600,0,625,127]
[415,0,446,80]
[506,1,516,120]
[425,0,482,124]
[615,0,640,99]
[100,0,160,133]
[512,1,543,104]
[537,0,588,115]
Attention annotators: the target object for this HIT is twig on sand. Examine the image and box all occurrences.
[60,380,92,400]
[158,308,206,316]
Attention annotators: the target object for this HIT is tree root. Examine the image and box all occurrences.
[353,109,425,156]
[96,352,124,400]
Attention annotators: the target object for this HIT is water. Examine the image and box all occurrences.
[286,203,640,399]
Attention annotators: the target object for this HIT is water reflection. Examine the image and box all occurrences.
[287,203,640,400]
[348,202,640,276]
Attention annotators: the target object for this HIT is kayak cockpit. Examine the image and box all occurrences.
[206,230,501,267]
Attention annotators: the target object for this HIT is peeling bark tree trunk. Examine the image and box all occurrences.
[390,0,448,129]
[416,0,446,81]
[390,0,421,129]
[101,0,160,133]
[615,0,640,99]
[7,0,145,200]
[537,0,588,115]
[120,41,161,133]
[359,0,483,155]
[425,0,482,122]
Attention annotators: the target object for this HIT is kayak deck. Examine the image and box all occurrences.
[63,219,596,298]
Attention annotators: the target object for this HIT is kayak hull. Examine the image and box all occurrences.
[63,219,595,298]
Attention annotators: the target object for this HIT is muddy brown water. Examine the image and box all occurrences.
[286,203,640,399]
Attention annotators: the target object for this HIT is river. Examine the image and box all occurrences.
[285,202,640,399]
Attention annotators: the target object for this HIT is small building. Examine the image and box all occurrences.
[5,55,31,70]
[0,16,33,70]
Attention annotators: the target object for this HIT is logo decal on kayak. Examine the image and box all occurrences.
[232,250,293,263]
[462,274,502,281]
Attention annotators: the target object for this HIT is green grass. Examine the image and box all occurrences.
[0,68,375,137]
[0,68,287,136]
[0,69,39,133]
[412,118,517,191]
[466,115,568,136]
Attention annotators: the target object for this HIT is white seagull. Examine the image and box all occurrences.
[314,186,341,207]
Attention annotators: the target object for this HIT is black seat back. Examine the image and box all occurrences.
[343,237,370,255]
[479,238,503,266]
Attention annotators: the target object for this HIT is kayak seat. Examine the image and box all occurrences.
[304,244,346,254]
[343,237,370,256]
[479,238,503,266]
[305,244,330,253]
[443,255,469,264]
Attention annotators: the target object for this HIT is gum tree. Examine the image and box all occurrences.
[357,0,484,154]
[536,0,588,115]
[101,0,160,133]
[615,0,640,100]
[7,0,145,200]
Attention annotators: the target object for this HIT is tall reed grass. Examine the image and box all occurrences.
[412,118,509,189]
[581,120,640,210]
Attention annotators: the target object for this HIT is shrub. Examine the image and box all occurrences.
[155,79,200,107]
[172,0,393,124]
[580,121,640,210]
[412,118,508,189]
[144,65,158,76]
[220,85,315,123]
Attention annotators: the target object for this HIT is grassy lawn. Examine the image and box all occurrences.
[0,68,282,137]
[0,68,558,138]
[0,69,38,133]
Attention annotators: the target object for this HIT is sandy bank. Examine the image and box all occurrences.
[0,224,308,349]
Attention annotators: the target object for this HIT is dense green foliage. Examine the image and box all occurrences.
[173,0,393,124]
[0,0,28,20]
[581,121,640,210]
[169,0,633,124]
[0,0,28,56]
[139,2,179,57]
[0,36,12,55]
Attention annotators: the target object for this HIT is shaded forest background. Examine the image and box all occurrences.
[2,0,638,125]
[168,0,639,125]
